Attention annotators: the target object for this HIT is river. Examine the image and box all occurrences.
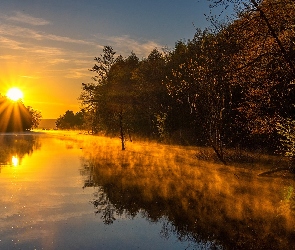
[0,131,294,249]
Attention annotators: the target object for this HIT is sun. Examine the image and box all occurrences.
[7,87,24,101]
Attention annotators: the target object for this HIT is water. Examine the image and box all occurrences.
[0,131,294,249]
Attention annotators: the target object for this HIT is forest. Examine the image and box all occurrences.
[56,0,295,164]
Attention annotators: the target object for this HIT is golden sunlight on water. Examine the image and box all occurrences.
[0,131,294,249]
[0,133,91,248]
[80,135,295,249]
[11,155,19,166]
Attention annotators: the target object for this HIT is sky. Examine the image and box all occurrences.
[0,0,228,118]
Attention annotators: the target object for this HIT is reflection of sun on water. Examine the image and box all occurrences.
[11,155,19,166]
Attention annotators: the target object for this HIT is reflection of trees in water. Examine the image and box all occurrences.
[0,134,41,167]
[80,159,224,248]
[91,187,116,225]
[159,220,221,249]
[81,161,141,225]
[80,149,295,249]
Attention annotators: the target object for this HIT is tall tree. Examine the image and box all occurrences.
[79,46,119,134]
[165,29,241,163]
[207,0,295,151]
[131,48,172,138]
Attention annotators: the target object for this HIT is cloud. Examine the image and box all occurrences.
[0,35,25,50]
[20,75,40,79]
[0,35,70,65]
[0,54,17,60]
[0,23,95,46]
[32,46,65,57]
[0,22,163,60]
[5,11,50,26]
[96,34,164,58]
[45,34,96,45]
[64,67,93,79]
[0,17,165,80]
[0,23,95,66]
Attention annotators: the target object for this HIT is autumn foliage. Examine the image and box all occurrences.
[77,0,294,157]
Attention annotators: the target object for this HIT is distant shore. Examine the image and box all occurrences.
[38,119,56,130]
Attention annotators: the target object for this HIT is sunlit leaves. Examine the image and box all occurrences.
[78,0,295,154]
[277,118,295,157]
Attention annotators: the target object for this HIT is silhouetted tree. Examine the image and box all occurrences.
[132,48,173,139]
[26,106,42,129]
[56,110,84,129]
[79,46,119,134]
[0,95,32,132]
[165,30,240,164]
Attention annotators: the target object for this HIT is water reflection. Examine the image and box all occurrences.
[1,132,294,249]
[0,133,41,169]
[0,132,93,250]
[80,142,295,250]
[11,155,19,166]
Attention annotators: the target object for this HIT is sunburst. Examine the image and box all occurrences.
[7,87,24,101]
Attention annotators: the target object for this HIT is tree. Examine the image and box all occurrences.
[206,0,295,152]
[79,46,119,134]
[0,95,32,132]
[78,5,294,157]
[229,0,295,150]
[56,110,84,129]
[277,118,295,159]
[79,83,101,133]
[80,46,138,149]
[164,29,241,164]
[91,45,117,82]
[26,106,42,129]
[131,48,172,138]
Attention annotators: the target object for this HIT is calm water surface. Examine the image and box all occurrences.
[0,131,294,249]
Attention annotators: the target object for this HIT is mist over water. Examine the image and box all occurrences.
[0,131,294,249]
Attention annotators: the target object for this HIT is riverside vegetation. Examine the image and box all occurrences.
[56,0,295,174]
[78,132,295,249]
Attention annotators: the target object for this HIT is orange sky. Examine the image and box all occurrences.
[0,1,220,118]
[0,57,91,118]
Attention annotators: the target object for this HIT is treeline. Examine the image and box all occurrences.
[58,0,295,158]
[55,110,84,130]
[0,95,42,132]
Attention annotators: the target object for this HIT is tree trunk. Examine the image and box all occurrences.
[119,112,125,150]
[210,139,227,165]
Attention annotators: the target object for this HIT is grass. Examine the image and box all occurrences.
[40,129,293,175]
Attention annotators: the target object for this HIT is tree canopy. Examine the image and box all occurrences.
[0,95,42,132]
[55,110,84,130]
[77,0,294,159]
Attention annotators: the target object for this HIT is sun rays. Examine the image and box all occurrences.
[0,96,31,132]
